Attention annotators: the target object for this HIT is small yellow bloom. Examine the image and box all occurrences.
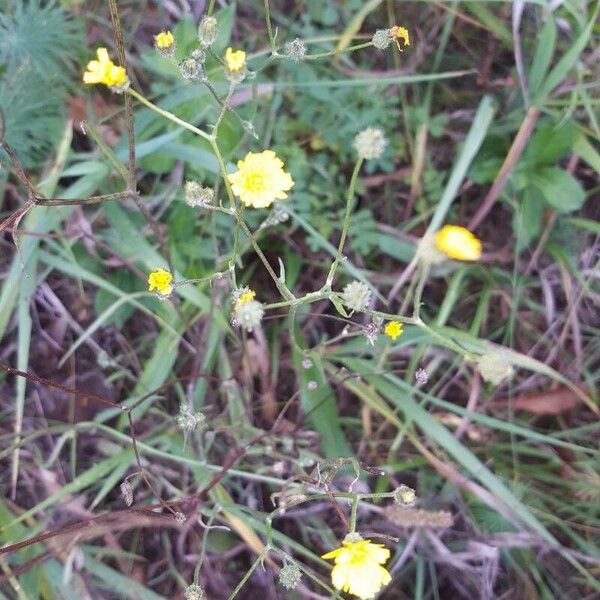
[384,321,403,341]
[390,25,410,51]
[224,47,246,74]
[235,289,256,309]
[155,30,174,50]
[83,47,128,88]
[434,225,482,261]
[148,268,173,296]
[228,150,294,208]
[322,538,392,599]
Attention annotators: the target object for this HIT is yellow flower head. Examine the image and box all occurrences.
[228,150,294,208]
[235,289,256,309]
[384,320,403,341]
[155,30,175,50]
[322,538,392,599]
[224,47,246,74]
[434,225,482,261]
[148,268,173,296]
[83,48,128,88]
[390,25,410,51]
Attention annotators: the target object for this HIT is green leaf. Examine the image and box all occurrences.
[294,351,353,459]
[532,167,586,212]
[514,185,545,245]
[528,16,557,96]
[523,120,577,166]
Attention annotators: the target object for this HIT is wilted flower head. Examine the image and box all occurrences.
[278,562,302,590]
[354,127,387,160]
[184,584,206,600]
[83,48,128,91]
[198,15,218,46]
[341,281,372,312]
[321,535,392,599]
[415,368,429,385]
[180,49,206,81]
[231,288,264,331]
[284,38,307,61]
[476,352,514,385]
[148,268,173,297]
[393,484,417,506]
[185,181,214,207]
[228,150,294,209]
[371,29,392,50]
[434,225,482,261]
[389,25,410,51]
[363,320,380,346]
[176,406,205,431]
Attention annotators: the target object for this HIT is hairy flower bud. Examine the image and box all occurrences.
[198,15,218,46]
[176,406,205,431]
[394,484,417,506]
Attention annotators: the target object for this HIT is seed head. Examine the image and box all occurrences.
[184,584,206,600]
[372,28,392,50]
[341,281,372,312]
[278,562,302,590]
[284,38,307,61]
[232,299,264,332]
[185,181,214,207]
[354,127,387,160]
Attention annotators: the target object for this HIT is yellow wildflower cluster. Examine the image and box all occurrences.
[435,225,482,261]
[384,320,403,341]
[322,538,392,599]
[228,150,294,208]
[148,268,173,296]
[224,47,246,74]
[83,48,128,89]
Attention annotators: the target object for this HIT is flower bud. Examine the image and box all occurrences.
[185,181,214,207]
[394,484,417,506]
[184,584,206,600]
[198,15,218,46]
[284,38,307,61]
[372,29,392,50]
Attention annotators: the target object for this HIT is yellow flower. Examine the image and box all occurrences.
[83,47,128,88]
[148,268,173,296]
[228,150,294,208]
[224,47,246,74]
[235,289,256,309]
[390,25,410,51]
[155,30,174,50]
[322,538,392,599]
[384,321,403,341]
[434,225,482,261]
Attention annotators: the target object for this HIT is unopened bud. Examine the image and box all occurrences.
[198,15,218,46]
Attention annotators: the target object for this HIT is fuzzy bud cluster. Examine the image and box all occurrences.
[354,127,387,160]
[284,38,307,61]
[185,181,215,207]
[278,562,302,590]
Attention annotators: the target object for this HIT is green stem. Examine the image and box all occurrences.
[326,157,364,286]
[305,41,374,60]
[127,88,213,142]
[349,497,359,533]
[226,552,266,600]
